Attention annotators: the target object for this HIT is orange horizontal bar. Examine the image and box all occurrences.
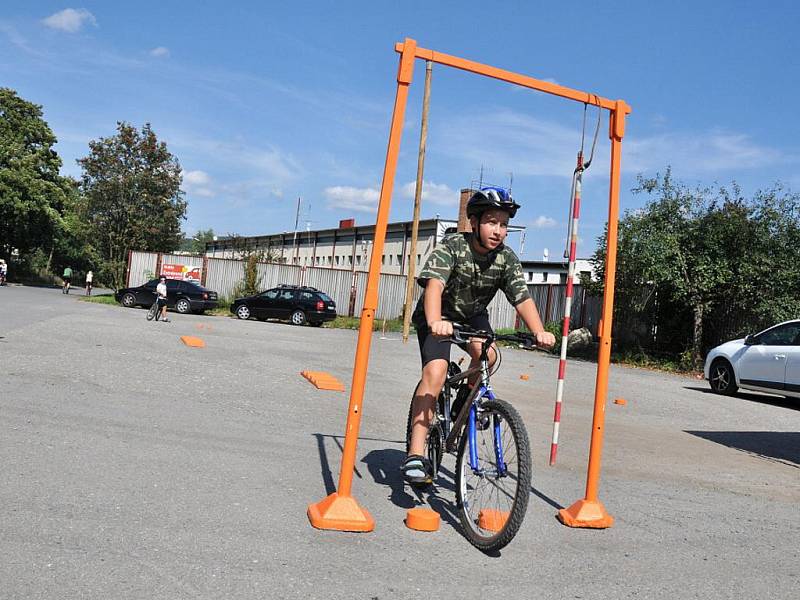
[395,41,629,113]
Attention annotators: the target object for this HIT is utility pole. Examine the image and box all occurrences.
[292,196,301,264]
[402,60,433,343]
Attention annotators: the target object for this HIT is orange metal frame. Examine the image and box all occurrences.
[308,38,631,531]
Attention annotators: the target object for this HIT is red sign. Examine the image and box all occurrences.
[161,263,202,283]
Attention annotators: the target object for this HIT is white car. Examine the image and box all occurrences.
[704,319,800,399]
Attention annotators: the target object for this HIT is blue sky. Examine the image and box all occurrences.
[2,2,798,260]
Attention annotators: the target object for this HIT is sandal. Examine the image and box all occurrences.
[401,454,433,485]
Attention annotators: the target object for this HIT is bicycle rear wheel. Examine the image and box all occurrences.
[405,381,447,484]
[146,302,158,321]
[455,398,531,552]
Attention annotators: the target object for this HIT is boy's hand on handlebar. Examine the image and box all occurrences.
[428,320,454,337]
[534,330,556,348]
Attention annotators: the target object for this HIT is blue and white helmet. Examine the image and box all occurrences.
[466,186,520,219]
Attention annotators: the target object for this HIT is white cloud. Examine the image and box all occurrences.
[438,108,793,180]
[183,170,214,197]
[400,180,458,206]
[439,109,584,177]
[532,215,557,229]
[42,8,97,33]
[625,130,784,174]
[323,186,379,213]
[184,170,211,186]
[149,46,170,58]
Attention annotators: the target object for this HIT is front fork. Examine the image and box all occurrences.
[467,387,506,476]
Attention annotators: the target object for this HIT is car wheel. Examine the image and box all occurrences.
[236,305,251,320]
[709,359,738,395]
[290,309,307,326]
[176,298,191,314]
[121,293,137,308]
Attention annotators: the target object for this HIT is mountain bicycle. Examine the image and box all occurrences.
[146,298,162,321]
[405,325,534,552]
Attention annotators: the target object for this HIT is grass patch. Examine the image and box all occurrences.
[324,316,412,333]
[78,293,118,305]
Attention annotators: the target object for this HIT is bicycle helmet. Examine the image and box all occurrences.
[466,186,520,219]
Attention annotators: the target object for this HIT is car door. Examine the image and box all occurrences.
[165,279,180,307]
[138,280,158,304]
[783,331,800,397]
[253,288,280,318]
[738,322,800,392]
[274,289,297,320]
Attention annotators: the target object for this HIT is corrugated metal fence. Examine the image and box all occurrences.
[126,251,600,332]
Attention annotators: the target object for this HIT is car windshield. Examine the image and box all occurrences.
[317,293,333,302]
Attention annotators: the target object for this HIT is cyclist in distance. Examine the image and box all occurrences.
[402,186,556,485]
[62,266,72,294]
[156,275,170,322]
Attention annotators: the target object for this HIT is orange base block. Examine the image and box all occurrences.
[478,509,509,532]
[557,499,614,529]
[307,492,374,532]
[405,508,440,531]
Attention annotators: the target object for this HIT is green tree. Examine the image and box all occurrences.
[0,88,74,261]
[78,122,186,288]
[180,228,215,254]
[589,169,800,368]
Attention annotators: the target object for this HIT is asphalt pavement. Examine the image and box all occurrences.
[1,284,798,599]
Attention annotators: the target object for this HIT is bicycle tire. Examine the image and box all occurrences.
[455,398,531,552]
[405,381,447,483]
[146,302,158,321]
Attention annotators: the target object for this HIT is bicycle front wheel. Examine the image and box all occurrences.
[146,303,158,321]
[455,398,531,552]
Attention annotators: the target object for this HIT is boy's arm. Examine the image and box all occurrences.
[423,279,453,337]
[515,298,555,348]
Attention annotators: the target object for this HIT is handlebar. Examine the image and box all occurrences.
[448,323,537,348]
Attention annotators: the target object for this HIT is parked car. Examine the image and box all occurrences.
[704,319,800,399]
[230,284,337,326]
[115,279,219,314]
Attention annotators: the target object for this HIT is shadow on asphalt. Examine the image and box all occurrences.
[685,430,800,468]
[684,386,800,411]
[312,433,406,495]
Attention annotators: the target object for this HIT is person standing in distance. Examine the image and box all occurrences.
[85,270,94,296]
[401,186,556,485]
[156,275,170,322]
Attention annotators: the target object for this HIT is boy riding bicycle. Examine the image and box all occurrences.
[403,186,556,485]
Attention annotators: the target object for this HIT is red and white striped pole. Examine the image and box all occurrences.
[550,153,583,466]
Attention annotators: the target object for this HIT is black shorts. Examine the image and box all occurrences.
[157,297,167,307]
[63,277,71,284]
[416,312,493,367]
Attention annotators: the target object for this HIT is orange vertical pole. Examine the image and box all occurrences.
[307,38,417,532]
[557,100,629,529]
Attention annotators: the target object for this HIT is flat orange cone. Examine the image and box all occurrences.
[614,398,627,405]
[520,374,529,381]
[478,509,508,532]
[180,336,205,348]
[405,508,440,531]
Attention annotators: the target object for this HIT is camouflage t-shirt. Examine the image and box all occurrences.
[412,233,531,326]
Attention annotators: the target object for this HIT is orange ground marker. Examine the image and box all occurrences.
[300,370,346,392]
[478,509,509,532]
[180,336,205,348]
[614,398,627,405]
[520,374,530,381]
[405,508,440,531]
